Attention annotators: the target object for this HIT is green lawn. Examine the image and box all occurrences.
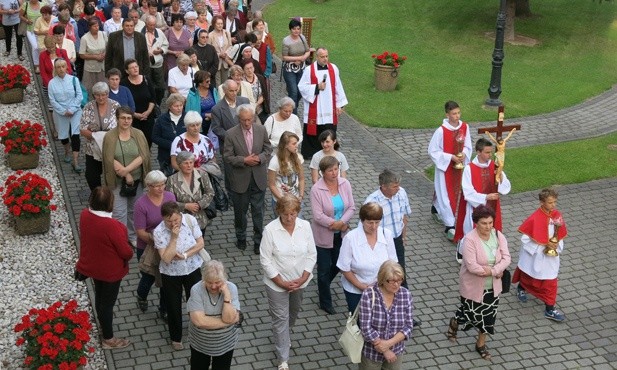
[425,132,617,193]
[265,0,617,128]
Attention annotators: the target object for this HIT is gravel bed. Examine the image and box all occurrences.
[0,47,107,369]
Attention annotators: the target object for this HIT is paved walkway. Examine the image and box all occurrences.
[38,2,617,368]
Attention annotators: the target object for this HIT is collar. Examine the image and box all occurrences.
[225,97,236,107]
[123,32,134,39]
[317,63,328,70]
[442,118,463,130]
[89,208,113,218]
[472,156,491,168]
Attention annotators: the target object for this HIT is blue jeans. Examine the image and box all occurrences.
[316,233,342,309]
[344,290,362,314]
[136,248,166,313]
[283,69,303,115]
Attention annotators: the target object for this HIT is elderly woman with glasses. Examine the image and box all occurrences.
[102,106,152,247]
[337,202,398,314]
[358,260,414,370]
[168,53,195,98]
[80,81,121,190]
[187,260,241,370]
[166,150,215,234]
[133,170,177,321]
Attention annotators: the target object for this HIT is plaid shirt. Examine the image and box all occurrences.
[364,187,412,238]
[359,286,414,362]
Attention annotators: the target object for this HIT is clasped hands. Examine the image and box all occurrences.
[243,153,261,166]
[373,338,397,363]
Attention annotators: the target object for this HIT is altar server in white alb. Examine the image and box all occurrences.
[298,47,348,159]
[427,101,472,241]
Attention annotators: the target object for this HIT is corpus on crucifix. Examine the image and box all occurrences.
[477,106,520,184]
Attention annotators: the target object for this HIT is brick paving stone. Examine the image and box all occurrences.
[29,0,617,367]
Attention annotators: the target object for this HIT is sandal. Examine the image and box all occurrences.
[102,337,130,350]
[446,317,458,342]
[476,344,491,360]
[18,55,25,61]
[3,51,9,57]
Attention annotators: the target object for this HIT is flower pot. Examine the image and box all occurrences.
[0,87,25,104]
[14,212,51,236]
[374,65,399,92]
[7,152,39,170]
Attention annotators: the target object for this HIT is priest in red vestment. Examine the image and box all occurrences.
[513,188,568,322]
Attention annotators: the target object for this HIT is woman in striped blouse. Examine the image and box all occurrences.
[187,260,241,370]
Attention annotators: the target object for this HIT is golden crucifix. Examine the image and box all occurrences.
[477,106,520,184]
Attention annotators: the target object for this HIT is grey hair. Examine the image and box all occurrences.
[144,170,167,186]
[145,15,156,24]
[184,11,197,20]
[277,96,296,110]
[228,64,243,78]
[236,104,255,116]
[378,169,401,186]
[166,92,186,107]
[92,81,109,95]
[202,259,227,282]
[176,53,191,66]
[222,79,237,92]
[176,150,195,164]
[184,110,202,126]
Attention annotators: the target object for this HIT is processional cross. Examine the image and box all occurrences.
[477,106,521,184]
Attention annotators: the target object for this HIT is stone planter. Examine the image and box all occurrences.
[14,212,51,236]
[0,87,25,104]
[374,65,399,91]
[7,152,40,170]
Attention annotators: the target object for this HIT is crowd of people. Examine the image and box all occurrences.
[1,0,570,367]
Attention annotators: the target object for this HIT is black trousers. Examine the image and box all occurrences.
[393,234,408,289]
[2,24,23,56]
[93,279,122,340]
[85,155,103,190]
[161,269,201,342]
[190,346,234,370]
[301,123,336,159]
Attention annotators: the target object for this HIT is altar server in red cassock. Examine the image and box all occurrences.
[513,188,568,322]
[454,138,510,262]
[428,101,472,240]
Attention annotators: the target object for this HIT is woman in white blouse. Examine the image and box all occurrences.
[337,202,398,313]
[154,201,205,351]
[260,195,316,370]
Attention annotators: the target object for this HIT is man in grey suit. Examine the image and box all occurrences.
[211,80,250,153]
[223,104,272,254]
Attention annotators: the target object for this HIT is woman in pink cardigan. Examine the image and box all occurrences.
[310,155,355,315]
[446,205,510,361]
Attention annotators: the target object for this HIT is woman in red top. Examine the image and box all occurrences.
[39,35,73,88]
[76,186,134,350]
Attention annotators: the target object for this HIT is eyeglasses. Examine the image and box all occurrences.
[386,279,403,284]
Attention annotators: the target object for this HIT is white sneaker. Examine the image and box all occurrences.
[278,361,289,370]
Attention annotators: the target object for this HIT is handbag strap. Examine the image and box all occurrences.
[266,115,275,139]
[350,286,375,321]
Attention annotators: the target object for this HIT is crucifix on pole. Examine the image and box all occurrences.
[477,105,520,184]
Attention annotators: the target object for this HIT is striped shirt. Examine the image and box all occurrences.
[187,281,240,356]
[364,187,412,238]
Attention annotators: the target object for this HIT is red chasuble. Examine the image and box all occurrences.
[453,161,502,242]
[441,124,467,216]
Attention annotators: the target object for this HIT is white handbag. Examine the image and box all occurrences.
[338,287,375,363]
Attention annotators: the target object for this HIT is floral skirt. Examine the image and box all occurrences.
[455,290,499,335]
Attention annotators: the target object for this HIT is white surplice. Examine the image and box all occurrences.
[298,62,348,125]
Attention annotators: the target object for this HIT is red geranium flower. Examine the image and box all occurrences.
[371,51,409,68]
[1,172,56,219]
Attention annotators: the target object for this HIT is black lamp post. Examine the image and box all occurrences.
[486,0,507,106]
